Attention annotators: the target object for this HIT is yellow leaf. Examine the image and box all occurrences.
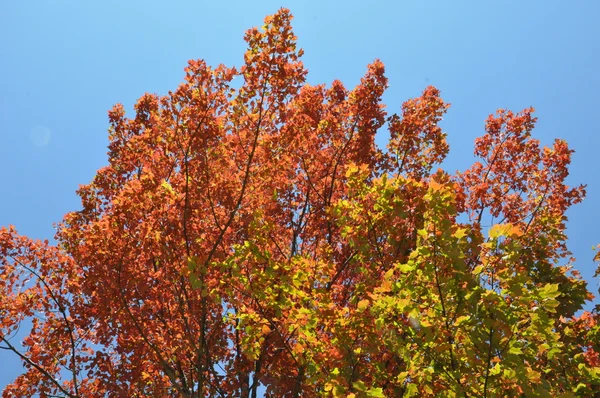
[357,299,370,312]
[161,180,175,195]
[489,223,522,239]
[507,224,522,237]
[429,180,444,192]
[396,371,409,382]
[489,224,504,239]
[384,267,394,280]
[453,228,467,239]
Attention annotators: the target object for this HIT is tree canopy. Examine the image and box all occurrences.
[1,8,599,397]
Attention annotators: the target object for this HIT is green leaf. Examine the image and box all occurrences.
[503,368,516,379]
[366,387,385,397]
[405,383,418,397]
[490,363,502,376]
[454,315,471,327]
[187,257,197,272]
[397,262,415,273]
[189,273,201,289]
[539,283,561,299]
[547,347,561,359]
[396,371,409,383]
[573,383,588,394]
[472,265,485,275]
[384,267,395,280]
[508,345,523,355]
[352,380,367,392]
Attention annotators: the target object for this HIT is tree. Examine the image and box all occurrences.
[1,8,599,397]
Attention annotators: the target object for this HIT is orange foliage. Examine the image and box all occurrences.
[1,9,598,397]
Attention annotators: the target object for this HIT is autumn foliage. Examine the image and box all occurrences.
[1,9,599,397]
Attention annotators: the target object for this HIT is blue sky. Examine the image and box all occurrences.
[1,0,599,391]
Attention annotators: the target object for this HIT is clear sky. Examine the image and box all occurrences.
[1,0,599,391]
